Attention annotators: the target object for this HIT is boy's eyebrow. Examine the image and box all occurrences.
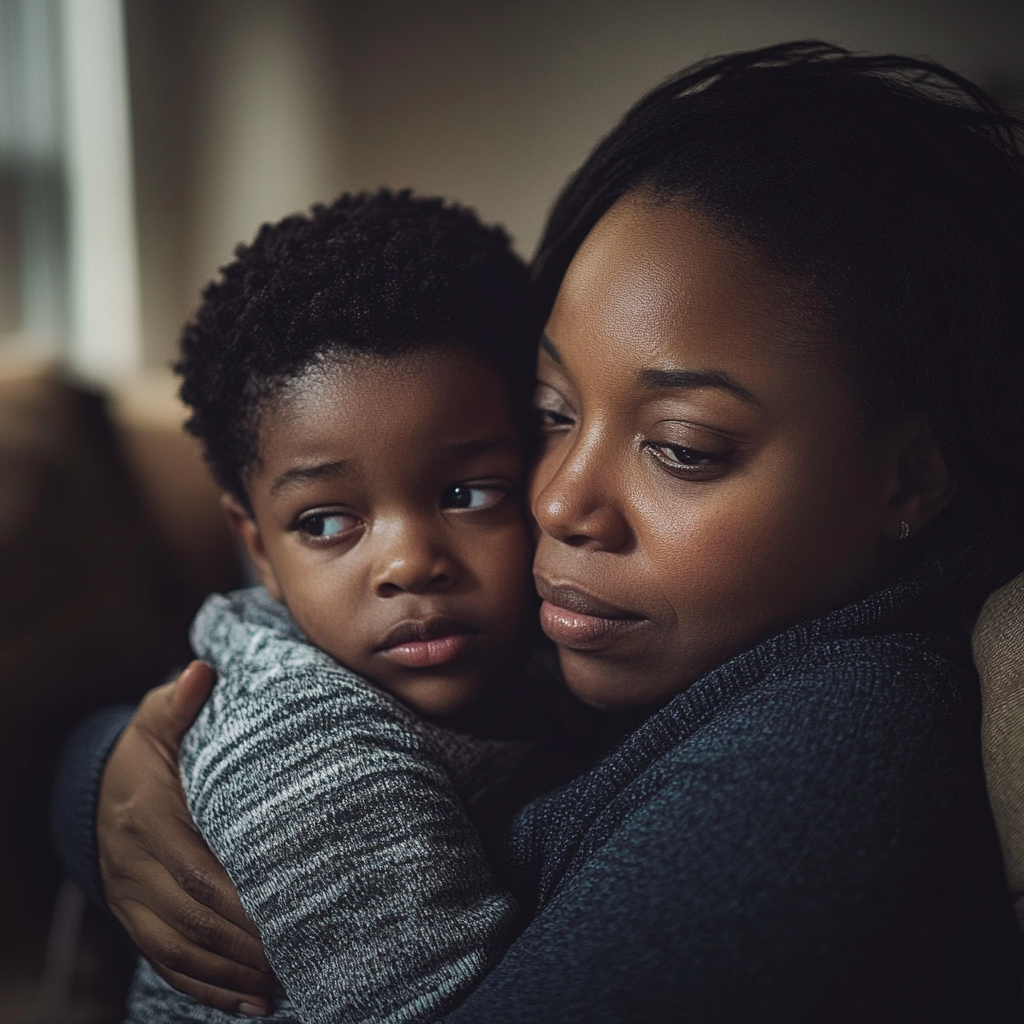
[636,368,761,407]
[538,333,562,364]
[271,460,357,495]
[440,436,519,460]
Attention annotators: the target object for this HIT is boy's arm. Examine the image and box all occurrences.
[183,673,518,1024]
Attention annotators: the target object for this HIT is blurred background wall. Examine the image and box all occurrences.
[4,0,1024,376]
[129,0,1024,370]
[1,2,1023,1020]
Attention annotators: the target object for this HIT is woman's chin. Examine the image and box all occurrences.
[558,647,683,712]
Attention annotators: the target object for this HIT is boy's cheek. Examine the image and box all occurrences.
[478,522,534,593]
[487,527,538,638]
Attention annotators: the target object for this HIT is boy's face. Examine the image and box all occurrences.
[230,346,534,719]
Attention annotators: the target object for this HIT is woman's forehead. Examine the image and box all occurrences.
[545,195,838,390]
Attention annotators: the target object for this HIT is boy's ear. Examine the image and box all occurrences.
[880,418,956,542]
[220,494,284,600]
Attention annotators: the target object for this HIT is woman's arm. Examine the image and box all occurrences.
[51,702,135,904]
[52,664,278,1016]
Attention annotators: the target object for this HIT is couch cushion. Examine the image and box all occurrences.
[0,360,195,972]
[973,571,1024,929]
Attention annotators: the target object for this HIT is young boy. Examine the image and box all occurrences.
[125,191,543,1023]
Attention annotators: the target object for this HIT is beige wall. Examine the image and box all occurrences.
[127,0,1024,368]
[127,0,348,368]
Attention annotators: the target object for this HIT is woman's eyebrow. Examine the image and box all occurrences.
[271,460,357,495]
[637,368,761,406]
[539,333,562,364]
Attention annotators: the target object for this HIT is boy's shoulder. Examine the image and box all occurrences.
[185,586,531,772]
[188,585,376,705]
[180,586,539,834]
[181,585,428,780]
[194,584,302,642]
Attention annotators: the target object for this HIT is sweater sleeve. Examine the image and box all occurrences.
[446,647,1019,1023]
[50,704,135,905]
[180,594,517,1024]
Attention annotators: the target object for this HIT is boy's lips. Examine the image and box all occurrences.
[534,578,647,651]
[374,616,480,669]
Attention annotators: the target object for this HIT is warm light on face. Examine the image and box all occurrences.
[238,347,534,719]
[530,195,901,710]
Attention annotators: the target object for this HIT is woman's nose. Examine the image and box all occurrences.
[370,520,458,596]
[531,435,630,552]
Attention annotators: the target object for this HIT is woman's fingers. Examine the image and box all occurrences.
[99,715,271,962]
[135,662,216,762]
[171,660,218,722]
[112,856,272,975]
[97,671,275,1005]
[164,853,265,945]
[148,959,271,1018]
[128,900,276,998]
[100,784,274,976]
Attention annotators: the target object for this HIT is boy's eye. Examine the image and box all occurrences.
[296,511,360,539]
[442,484,507,512]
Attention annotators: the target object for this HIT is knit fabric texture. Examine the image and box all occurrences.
[446,567,1020,1023]
[56,569,1021,1022]
[125,586,529,1024]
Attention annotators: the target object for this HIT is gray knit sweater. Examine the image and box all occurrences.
[125,587,530,1024]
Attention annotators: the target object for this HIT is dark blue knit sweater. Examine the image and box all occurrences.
[53,568,1019,1022]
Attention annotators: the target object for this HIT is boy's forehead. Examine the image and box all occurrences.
[254,346,520,483]
[281,344,505,405]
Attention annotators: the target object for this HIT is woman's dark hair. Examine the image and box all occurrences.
[533,40,1024,606]
[176,189,532,511]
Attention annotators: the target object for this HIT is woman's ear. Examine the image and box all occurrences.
[220,494,284,600]
[880,418,956,542]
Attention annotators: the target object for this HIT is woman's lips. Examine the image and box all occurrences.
[374,617,478,669]
[535,580,646,651]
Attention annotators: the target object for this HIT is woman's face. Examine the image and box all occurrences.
[531,195,905,710]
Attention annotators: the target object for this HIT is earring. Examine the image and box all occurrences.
[899,520,911,540]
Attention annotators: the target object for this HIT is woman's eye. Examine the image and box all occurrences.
[535,408,574,431]
[442,484,507,511]
[296,512,359,539]
[533,384,575,433]
[645,442,728,477]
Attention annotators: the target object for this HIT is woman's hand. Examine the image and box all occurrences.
[97,662,278,1017]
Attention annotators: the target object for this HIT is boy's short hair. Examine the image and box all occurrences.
[176,189,533,509]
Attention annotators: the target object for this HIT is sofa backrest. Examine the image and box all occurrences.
[973,571,1024,930]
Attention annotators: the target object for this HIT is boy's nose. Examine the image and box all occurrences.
[370,522,458,596]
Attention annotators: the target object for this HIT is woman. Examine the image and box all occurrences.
[55,42,1024,1021]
